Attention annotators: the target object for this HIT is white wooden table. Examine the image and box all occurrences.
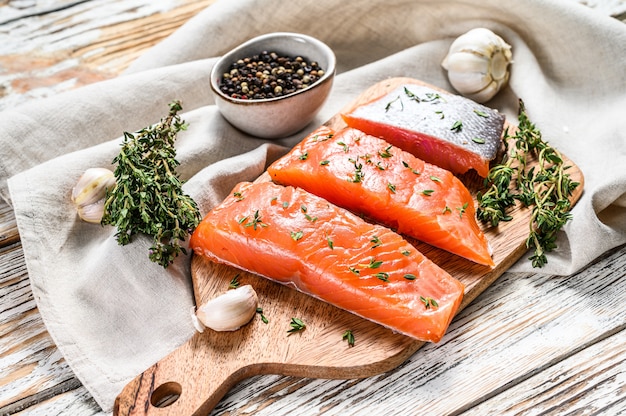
[1,1,625,415]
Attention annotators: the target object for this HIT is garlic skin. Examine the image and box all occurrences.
[71,168,116,224]
[196,285,258,332]
[441,28,512,103]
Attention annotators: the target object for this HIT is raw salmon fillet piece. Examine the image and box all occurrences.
[341,83,505,177]
[190,181,465,343]
[268,126,494,267]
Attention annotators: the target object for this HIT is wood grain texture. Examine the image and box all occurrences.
[0,244,77,413]
[203,244,626,416]
[1,1,624,415]
[0,1,215,415]
[113,77,585,415]
[0,0,215,110]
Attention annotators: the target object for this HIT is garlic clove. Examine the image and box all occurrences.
[190,306,205,333]
[72,168,116,207]
[442,53,493,92]
[464,81,502,105]
[72,167,116,223]
[195,285,259,332]
[442,28,512,103]
[77,201,107,224]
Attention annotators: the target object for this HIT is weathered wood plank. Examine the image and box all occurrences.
[463,328,626,415]
[0,244,80,413]
[0,0,215,110]
[0,0,624,414]
[0,1,215,413]
[11,385,104,416]
[203,245,626,415]
[0,199,18,247]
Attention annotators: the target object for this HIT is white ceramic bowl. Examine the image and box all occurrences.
[210,32,336,139]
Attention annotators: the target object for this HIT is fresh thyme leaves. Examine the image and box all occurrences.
[101,101,201,268]
[402,160,421,175]
[420,296,439,309]
[379,145,393,158]
[337,141,349,152]
[366,257,383,269]
[370,235,382,249]
[422,189,434,196]
[404,87,419,102]
[451,120,463,132]
[385,95,403,112]
[299,152,309,160]
[472,137,486,144]
[442,206,452,215]
[477,99,579,268]
[257,307,269,324]
[290,230,304,241]
[474,109,489,118]
[343,330,355,347]
[287,317,306,335]
[233,191,245,201]
[375,272,390,282]
[320,160,330,166]
[387,183,397,193]
[243,210,267,230]
[229,274,241,289]
[403,88,443,104]
[305,214,318,222]
[457,202,469,219]
[350,158,364,183]
[403,273,417,280]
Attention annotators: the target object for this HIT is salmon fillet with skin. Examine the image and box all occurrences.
[268,126,494,267]
[190,181,465,343]
[341,83,505,177]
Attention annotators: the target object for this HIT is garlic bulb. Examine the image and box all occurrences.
[71,168,116,223]
[195,285,259,332]
[441,28,512,103]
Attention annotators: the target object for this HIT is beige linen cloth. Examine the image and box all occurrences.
[1,0,625,412]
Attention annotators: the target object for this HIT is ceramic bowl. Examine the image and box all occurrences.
[210,32,336,139]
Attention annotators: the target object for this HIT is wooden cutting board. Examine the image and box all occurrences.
[114,77,584,415]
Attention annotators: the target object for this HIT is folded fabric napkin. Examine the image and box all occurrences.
[1,0,625,412]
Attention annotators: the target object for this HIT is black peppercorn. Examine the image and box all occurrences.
[219,50,325,100]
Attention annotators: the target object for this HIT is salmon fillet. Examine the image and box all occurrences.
[268,126,494,267]
[341,83,505,177]
[190,181,465,343]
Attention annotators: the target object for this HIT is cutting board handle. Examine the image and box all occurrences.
[114,332,249,415]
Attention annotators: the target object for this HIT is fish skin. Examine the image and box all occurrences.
[190,181,465,343]
[341,84,505,177]
[268,126,494,267]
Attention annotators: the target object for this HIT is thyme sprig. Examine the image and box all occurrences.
[476,100,579,268]
[102,101,201,268]
[287,317,306,335]
[343,330,355,347]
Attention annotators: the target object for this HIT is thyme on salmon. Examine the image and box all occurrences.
[476,99,579,268]
[101,101,201,268]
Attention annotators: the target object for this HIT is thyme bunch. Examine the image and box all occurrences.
[477,100,579,268]
[102,101,201,268]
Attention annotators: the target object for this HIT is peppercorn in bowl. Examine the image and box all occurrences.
[210,32,336,139]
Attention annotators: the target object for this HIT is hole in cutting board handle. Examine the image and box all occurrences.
[151,381,182,408]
